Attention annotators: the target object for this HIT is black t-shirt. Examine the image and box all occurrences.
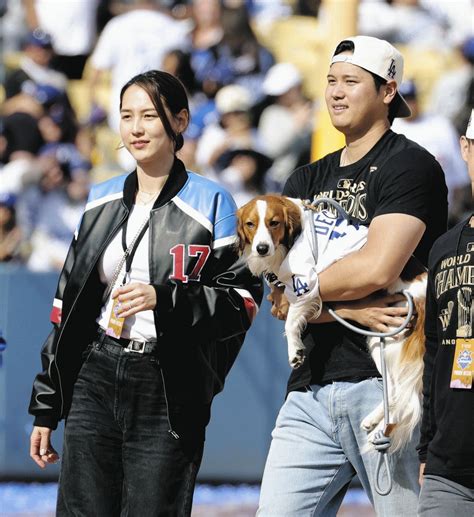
[282,130,448,389]
[418,219,474,488]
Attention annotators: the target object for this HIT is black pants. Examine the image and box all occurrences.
[57,335,207,516]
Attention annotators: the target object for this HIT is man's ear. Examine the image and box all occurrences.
[460,135,469,163]
[384,80,398,105]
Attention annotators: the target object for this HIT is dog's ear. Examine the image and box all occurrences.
[235,205,248,254]
[282,198,302,249]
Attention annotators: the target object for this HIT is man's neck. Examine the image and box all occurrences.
[343,121,390,165]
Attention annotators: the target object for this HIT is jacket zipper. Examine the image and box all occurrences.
[148,210,179,440]
[54,212,128,417]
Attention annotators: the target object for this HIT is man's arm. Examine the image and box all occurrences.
[318,212,426,302]
[23,0,39,29]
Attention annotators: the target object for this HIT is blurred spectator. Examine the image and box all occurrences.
[2,0,29,52]
[392,80,470,225]
[358,0,450,50]
[258,62,314,185]
[422,0,473,47]
[189,2,274,102]
[16,154,68,241]
[4,29,67,99]
[247,0,292,33]
[0,113,43,197]
[188,0,229,99]
[196,84,262,172]
[2,112,43,163]
[428,36,474,136]
[190,0,224,61]
[23,0,99,79]
[162,49,200,101]
[16,154,89,271]
[0,193,22,262]
[214,148,273,207]
[37,100,91,177]
[89,0,190,133]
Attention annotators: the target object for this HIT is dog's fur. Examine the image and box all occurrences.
[236,194,427,452]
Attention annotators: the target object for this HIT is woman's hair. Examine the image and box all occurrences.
[119,70,189,152]
[333,40,397,124]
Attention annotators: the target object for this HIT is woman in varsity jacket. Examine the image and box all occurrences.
[28,70,262,516]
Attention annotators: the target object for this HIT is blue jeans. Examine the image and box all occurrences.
[56,335,207,516]
[258,379,420,517]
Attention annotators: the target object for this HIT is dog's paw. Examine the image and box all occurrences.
[361,416,379,432]
[289,349,305,369]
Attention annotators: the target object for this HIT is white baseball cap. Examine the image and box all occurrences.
[466,109,474,139]
[330,35,411,118]
[262,63,302,96]
[215,85,252,115]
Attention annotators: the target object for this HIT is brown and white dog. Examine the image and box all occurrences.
[236,194,427,451]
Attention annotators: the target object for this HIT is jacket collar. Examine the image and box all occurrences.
[122,158,189,210]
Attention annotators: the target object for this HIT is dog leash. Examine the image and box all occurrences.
[308,197,414,496]
[328,292,414,495]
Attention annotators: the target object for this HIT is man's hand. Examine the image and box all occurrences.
[336,293,412,333]
[30,426,59,468]
[419,463,426,486]
[267,285,289,320]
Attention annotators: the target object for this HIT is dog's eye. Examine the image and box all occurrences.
[269,220,280,228]
[245,221,255,228]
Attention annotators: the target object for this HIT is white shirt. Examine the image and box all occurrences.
[97,203,156,341]
[90,9,190,132]
[34,0,98,55]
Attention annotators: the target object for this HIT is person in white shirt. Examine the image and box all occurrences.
[89,0,190,134]
[23,0,99,79]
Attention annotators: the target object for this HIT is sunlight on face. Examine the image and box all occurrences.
[119,84,175,166]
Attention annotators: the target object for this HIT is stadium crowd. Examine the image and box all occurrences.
[0,0,472,271]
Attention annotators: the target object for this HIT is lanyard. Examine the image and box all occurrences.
[120,215,150,282]
[101,213,150,305]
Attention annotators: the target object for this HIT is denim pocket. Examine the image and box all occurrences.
[80,342,95,364]
[372,377,383,391]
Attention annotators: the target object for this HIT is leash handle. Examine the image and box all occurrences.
[375,441,393,496]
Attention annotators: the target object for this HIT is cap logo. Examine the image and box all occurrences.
[387,59,396,79]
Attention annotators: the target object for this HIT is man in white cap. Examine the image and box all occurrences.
[258,36,448,516]
[417,111,474,515]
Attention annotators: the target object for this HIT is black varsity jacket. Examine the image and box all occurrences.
[29,159,262,429]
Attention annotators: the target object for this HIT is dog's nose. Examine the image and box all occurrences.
[256,243,270,256]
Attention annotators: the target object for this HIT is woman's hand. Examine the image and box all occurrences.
[112,283,157,318]
[30,426,59,468]
[336,293,411,333]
